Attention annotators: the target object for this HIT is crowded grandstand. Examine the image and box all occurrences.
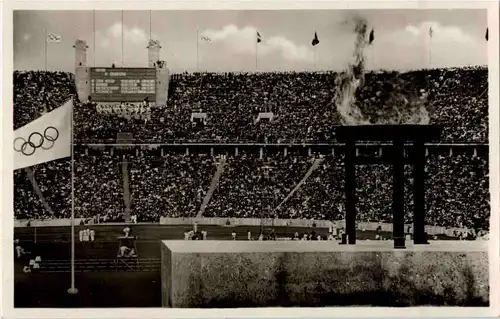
[13,65,490,233]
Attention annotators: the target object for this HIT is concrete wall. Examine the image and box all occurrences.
[161,241,488,308]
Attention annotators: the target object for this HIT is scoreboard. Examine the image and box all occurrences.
[90,68,156,102]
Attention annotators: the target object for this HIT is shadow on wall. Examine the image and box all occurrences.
[188,252,488,308]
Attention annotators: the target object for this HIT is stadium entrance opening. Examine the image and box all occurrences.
[336,125,443,249]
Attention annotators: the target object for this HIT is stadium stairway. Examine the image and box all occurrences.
[197,158,227,217]
[25,168,55,216]
[274,158,324,212]
[122,159,131,220]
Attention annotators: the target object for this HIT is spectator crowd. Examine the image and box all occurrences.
[12,67,490,232]
[13,146,490,231]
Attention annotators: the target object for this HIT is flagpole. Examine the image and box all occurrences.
[429,31,432,69]
[314,46,317,71]
[93,10,96,67]
[121,11,124,67]
[255,37,258,71]
[197,29,199,71]
[149,10,152,40]
[68,99,78,295]
[44,28,47,71]
[429,38,432,69]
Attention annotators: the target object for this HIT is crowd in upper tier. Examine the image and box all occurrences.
[13,71,76,130]
[22,66,482,143]
[13,147,490,231]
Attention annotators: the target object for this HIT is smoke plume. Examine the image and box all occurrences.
[334,16,430,126]
[335,16,370,125]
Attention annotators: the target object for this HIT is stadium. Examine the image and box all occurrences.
[13,10,490,308]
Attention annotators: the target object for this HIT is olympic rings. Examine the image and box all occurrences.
[13,126,60,156]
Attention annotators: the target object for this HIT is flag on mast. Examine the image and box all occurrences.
[312,32,320,46]
[257,31,262,43]
[200,35,211,42]
[368,29,375,44]
[13,99,73,170]
[429,26,433,38]
[485,28,488,41]
[46,32,62,43]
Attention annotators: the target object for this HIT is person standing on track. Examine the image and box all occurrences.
[79,228,83,242]
[83,228,89,242]
[247,229,252,241]
[90,229,95,242]
[123,226,131,238]
[202,230,207,240]
[231,231,236,240]
[328,232,335,241]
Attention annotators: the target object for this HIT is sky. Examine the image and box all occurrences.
[13,10,488,73]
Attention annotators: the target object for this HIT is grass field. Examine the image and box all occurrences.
[12,223,454,308]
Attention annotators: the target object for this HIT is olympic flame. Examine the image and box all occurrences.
[334,16,430,125]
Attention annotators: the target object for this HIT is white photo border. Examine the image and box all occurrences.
[2,0,499,318]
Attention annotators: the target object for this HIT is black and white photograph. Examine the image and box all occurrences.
[2,1,499,317]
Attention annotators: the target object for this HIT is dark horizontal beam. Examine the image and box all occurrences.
[336,125,443,142]
[354,156,416,165]
[79,142,488,147]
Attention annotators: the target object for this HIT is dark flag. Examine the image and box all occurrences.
[486,28,488,41]
[369,29,375,44]
[312,32,320,46]
[257,31,262,43]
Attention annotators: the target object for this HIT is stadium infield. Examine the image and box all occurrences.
[13,223,462,308]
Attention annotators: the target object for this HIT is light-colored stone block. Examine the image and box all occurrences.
[161,240,488,308]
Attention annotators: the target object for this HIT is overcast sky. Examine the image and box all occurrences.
[14,10,487,73]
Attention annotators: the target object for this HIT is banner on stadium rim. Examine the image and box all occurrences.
[13,99,73,170]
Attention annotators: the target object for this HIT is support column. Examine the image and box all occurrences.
[413,141,428,244]
[345,142,356,244]
[392,139,406,249]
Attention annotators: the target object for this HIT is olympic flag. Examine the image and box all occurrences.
[13,99,72,170]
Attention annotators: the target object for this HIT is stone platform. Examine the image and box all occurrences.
[161,240,488,308]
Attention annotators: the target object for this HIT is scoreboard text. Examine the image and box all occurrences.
[90,68,156,102]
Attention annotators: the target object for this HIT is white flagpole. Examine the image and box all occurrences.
[121,11,124,67]
[197,29,199,71]
[68,100,78,295]
[256,36,258,71]
[314,46,317,71]
[93,10,96,67]
[44,28,47,71]
[429,29,432,69]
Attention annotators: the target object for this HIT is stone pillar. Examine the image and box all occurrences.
[147,39,161,68]
[73,40,90,102]
[392,140,406,249]
[413,142,428,244]
[345,141,356,244]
